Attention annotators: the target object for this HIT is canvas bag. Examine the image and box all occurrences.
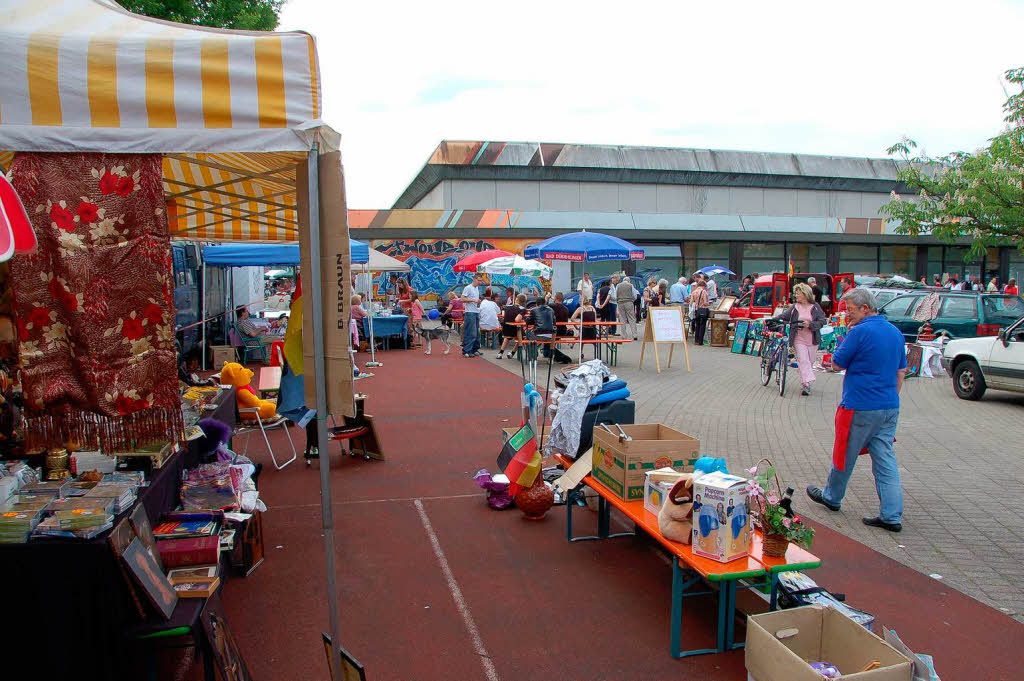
[658,476,695,544]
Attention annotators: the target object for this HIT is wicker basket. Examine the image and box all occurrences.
[763,532,790,557]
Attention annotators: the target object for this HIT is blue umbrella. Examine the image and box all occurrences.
[698,264,735,276]
[524,230,645,262]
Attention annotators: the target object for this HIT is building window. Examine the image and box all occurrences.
[683,242,730,277]
[838,245,878,275]
[789,244,827,274]
[1008,249,1024,289]
[636,244,682,283]
[879,246,916,279]
[741,242,785,277]
[926,246,942,283]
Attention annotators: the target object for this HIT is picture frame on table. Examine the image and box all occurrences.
[108,518,147,619]
[168,564,219,584]
[173,577,221,598]
[731,320,750,354]
[128,504,164,572]
[751,339,762,355]
[121,537,178,619]
[323,633,367,681]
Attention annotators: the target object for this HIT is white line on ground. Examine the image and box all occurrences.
[414,498,500,681]
[273,493,480,511]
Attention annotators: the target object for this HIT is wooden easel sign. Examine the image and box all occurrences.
[639,307,691,373]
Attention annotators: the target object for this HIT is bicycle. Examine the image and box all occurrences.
[759,319,790,397]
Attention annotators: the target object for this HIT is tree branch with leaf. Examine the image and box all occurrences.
[882,67,1024,261]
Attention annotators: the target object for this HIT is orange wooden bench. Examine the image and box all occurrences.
[553,452,821,657]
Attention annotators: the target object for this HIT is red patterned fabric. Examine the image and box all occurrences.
[10,153,183,451]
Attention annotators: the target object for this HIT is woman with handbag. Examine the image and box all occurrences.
[772,282,826,396]
[689,280,711,345]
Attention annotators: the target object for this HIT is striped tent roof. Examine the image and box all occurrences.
[0,0,337,242]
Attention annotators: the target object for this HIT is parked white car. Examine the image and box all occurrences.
[941,315,1024,400]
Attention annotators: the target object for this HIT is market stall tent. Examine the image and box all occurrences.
[0,0,351,670]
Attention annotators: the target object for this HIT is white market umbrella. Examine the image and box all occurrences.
[476,255,552,279]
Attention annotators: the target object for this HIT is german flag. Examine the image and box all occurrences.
[497,422,541,496]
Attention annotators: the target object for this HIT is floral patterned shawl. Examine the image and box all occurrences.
[10,153,183,451]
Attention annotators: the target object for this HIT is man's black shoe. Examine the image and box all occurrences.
[806,486,840,512]
[862,516,902,533]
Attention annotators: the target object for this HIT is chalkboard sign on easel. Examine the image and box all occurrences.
[638,307,691,373]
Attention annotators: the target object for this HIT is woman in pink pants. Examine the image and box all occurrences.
[771,283,825,396]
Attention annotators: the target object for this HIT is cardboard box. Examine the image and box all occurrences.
[591,424,699,501]
[211,346,236,371]
[692,471,750,562]
[745,606,913,681]
[643,468,690,516]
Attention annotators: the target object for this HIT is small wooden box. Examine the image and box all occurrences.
[211,345,236,370]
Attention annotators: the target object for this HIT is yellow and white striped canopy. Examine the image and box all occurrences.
[0,0,339,242]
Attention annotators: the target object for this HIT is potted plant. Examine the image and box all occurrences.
[747,462,815,557]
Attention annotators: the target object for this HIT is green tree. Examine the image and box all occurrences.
[882,67,1024,259]
[120,0,284,31]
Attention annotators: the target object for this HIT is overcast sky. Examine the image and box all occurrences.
[280,0,1024,209]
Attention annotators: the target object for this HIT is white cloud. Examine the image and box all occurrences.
[280,0,1024,207]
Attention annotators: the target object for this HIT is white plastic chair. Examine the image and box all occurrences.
[235,408,297,470]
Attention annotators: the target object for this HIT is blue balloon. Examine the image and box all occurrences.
[427,309,440,320]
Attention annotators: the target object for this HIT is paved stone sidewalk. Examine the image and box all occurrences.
[482,338,1024,621]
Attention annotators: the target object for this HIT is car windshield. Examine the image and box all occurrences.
[880,295,921,317]
[752,287,772,308]
[982,295,1024,321]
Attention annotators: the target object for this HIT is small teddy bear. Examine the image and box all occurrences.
[657,475,695,544]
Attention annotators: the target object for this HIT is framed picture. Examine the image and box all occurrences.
[731,320,750,354]
[323,633,367,681]
[168,564,219,584]
[751,340,762,355]
[108,518,147,619]
[203,611,254,681]
[174,577,220,599]
[129,504,163,572]
[122,537,178,619]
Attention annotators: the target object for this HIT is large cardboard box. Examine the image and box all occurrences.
[692,471,750,562]
[591,424,699,501]
[211,346,236,371]
[746,606,913,681]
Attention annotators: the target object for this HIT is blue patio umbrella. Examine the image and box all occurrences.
[697,264,735,277]
[524,230,645,262]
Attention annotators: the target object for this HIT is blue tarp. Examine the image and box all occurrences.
[203,240,370,267]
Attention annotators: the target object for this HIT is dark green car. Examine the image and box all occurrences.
[878,291,1024,342]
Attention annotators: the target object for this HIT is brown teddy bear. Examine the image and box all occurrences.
[220,362,276,421]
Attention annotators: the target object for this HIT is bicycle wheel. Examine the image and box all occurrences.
[760,345,772,386]
[777,345,787,396]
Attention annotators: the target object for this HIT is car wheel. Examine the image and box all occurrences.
[953,360,986,400]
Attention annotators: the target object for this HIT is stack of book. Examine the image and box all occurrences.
[47,496,116,516]
[54,507,115,532]
[84,482,138,514]
[153,518,221,568]
[19,480,68,498]
[0,497,47,543]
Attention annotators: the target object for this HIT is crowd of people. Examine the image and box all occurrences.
[923,273,1018,294]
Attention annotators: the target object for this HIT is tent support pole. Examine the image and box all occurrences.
[306,147,344,678]
[364,264,381,367]
[201,261,207,370]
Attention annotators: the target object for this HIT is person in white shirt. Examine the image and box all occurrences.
[577,272,594,304]
[479,292,501,334]
[705,276,718,301]
[461,275,482,357]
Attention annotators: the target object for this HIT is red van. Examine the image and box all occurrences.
[729,272,852,320]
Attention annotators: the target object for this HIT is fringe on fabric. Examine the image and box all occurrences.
[23,407,185,453]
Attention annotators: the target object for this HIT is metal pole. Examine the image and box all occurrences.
[364,264,381,367]
[201,261,207,370]
[306,147,344,678]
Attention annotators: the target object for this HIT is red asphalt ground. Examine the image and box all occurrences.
[215,350,1024,681]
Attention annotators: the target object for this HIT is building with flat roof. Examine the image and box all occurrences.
[350,140,1022,300]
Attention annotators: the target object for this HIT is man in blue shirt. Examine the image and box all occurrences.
[807,288,907,532]
[669,276,688,306]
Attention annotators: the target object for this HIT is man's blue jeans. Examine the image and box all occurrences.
[823,408,903,524]
[462,311,480,355]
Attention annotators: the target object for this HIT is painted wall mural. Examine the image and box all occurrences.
[370,238,548,301]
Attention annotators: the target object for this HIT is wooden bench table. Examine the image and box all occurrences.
[553,453,822,657]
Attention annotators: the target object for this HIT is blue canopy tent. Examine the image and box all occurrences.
[199,240,371,367]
